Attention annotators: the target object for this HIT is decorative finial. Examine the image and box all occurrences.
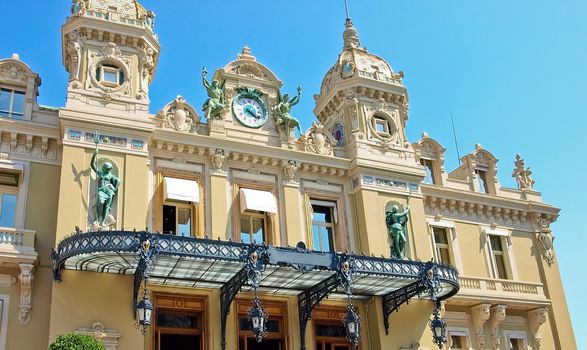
[512,154,535,190]
[11,53,19,60]
[237,45,256,61]
[343,17,361,50]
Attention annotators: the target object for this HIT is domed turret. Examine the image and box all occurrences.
[313,17,413,169]
[316,19,403,111]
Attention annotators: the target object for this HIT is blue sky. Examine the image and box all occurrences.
[2,0,585,346]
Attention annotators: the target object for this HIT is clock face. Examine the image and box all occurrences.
[232,96,268,128]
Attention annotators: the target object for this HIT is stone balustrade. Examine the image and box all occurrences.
[458,276,547,306]
[0,227,36,248]
[0,227,37,267]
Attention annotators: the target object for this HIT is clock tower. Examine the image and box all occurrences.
[207,46,290,147]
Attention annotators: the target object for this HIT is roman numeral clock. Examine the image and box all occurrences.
[232,87,268,128]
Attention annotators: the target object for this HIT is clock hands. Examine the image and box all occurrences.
[244,105,261,119]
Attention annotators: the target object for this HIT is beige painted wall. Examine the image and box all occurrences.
[454,222,490,277]
[48,270,144,350]
[0,266,53,350]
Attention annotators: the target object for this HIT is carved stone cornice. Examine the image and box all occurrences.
[150,133,350,179]
[423,190,559,232]
[490,305,507,349]
[0,129,61,165]
[18,263,34,326]
[527,307,548,350]
[471,304,491,349]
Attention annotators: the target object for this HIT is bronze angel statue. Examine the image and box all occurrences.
[385,195,411,259]
[201,67,226,120]
[274,86,302,138]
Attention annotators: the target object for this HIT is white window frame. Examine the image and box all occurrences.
[0,294,9,350]
[310,200,337,252]
[97,64,123,88]
[0,88,25,119]
[0,160,28,229]
[162,201,195,237]
[427,218,463,272]
[447,326,472,350]
[504,330,528,350]
[481,226,518,280]
[420,158,436,185]
[374,116,390,135]
[474,166,490,193]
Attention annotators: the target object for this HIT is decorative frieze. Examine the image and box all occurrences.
[66,129,146,153]
[423,195,554,232]
[360,175,420,194]
[0,131,60,164]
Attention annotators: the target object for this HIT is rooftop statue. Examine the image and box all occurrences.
[385,195,411,259]
[512,154,535,190]
[275,86,302,139]
[90,135,120,228]
[201,67,226,120]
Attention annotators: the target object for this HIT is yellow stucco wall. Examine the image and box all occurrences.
[48,271,145,350]
[453,222,490,277]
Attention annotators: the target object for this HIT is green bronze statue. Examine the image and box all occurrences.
[201,67,226,120]
[275,86,302,138]
[385,195,411,259]
[91,135,120,227]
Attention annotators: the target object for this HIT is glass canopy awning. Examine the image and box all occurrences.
[52,230,460,348]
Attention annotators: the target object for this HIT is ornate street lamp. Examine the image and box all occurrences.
[246,249,268,343]
[339,259,361,349]
[136,286,153,335]
[246,296,268,343]
[430,304,447,348]
[342,303,361,349]
[135,234,156,336]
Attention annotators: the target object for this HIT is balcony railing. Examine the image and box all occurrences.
[0,227,37,264]
[457,276,548,306]
[0,227,35,247]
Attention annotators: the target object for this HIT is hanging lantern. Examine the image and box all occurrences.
[247,297,268,343]
[342,303,361,349]
[430,308,447,348]
[136,290,153,335]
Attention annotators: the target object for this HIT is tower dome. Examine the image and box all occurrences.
[85,0,148,19]
[317,18,401,101]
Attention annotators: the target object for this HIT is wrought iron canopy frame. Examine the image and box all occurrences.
[52,231,459,349]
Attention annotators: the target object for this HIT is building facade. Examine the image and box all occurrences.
[0,1,576,349]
